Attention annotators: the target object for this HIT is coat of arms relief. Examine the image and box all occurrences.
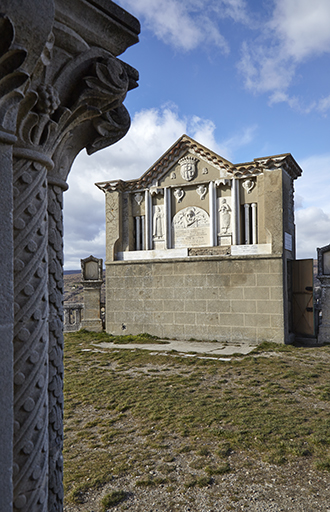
[178,155,199,181]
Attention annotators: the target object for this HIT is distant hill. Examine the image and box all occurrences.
[63,270,105,303]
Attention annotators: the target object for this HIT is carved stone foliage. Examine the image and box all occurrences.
[0,16,28,133]
[174,188,185,203]
[134,193,143,205]
[242,178,255,194]
[196,185,207,200]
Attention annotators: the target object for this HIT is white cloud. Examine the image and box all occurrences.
[270,0,330,61]
[117,0,251,52]
[295,153,330,211]
[294,152,330,259]
[296,207,330,259]
[238,0,330,109]
[64,105,256,268]
[316,94,330,114]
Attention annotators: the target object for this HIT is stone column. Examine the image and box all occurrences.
[141,215,145,250]
[0,1,140,511]
[0,5,55,510]
[145,190,151,250]
[236,180,241,245]
[251,203,257,244]
[231,179,236,245]
[0,87,16,512]
[135,216,141,250]
[244,203,251,244]
[209,181,216,246]
[47,177,67,510]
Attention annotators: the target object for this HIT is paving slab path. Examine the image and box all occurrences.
[94,339,257,358]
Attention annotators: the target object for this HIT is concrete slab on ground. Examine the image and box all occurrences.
[94,340,257,358]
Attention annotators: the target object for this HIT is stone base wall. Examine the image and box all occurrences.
[81,319,103,333]
[105,255,285,343]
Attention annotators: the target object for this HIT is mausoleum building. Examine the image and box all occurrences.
[96,135,303,343]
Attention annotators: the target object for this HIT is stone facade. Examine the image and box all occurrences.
[0,1,139,511]
[97,136,302,344]
[317,244,330,343]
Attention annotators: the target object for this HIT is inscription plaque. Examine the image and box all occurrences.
[172,206,210,248]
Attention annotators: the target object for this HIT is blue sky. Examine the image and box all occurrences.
[64,0,330,269]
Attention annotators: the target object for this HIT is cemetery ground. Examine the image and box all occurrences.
[63,331,330,511]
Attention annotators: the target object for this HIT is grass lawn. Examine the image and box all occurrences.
[63,330,330,507]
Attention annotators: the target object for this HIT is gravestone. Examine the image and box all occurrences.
[81,256,103,332]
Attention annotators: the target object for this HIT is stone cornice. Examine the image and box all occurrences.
[95,136,302,193]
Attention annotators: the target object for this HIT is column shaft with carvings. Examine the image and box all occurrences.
[0,4,55,511]
[47,179,66,510]
[0,1,140,511]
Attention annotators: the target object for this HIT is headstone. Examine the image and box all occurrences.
[81,256,103,332]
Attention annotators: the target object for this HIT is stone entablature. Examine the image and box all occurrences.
[96,135,302,263]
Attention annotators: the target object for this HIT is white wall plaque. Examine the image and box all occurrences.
[117,248,188,261]
[172,206,210,248]
[231,244,272,256]
[284,232,292,251]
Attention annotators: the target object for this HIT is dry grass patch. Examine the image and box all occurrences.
[64,331,330,507]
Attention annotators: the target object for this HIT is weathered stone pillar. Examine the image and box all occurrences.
[81,256,103,332]
[0,1,140,511]
[0,4,55,511]
[318,244,330,343]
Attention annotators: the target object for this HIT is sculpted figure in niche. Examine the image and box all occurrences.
[153,206,164,238]
[219,198,231,234]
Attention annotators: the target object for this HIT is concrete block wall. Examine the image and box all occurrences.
[105,255,285,343]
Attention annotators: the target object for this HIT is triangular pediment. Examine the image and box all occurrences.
[136,135,234,190]
[95,135,302,194]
